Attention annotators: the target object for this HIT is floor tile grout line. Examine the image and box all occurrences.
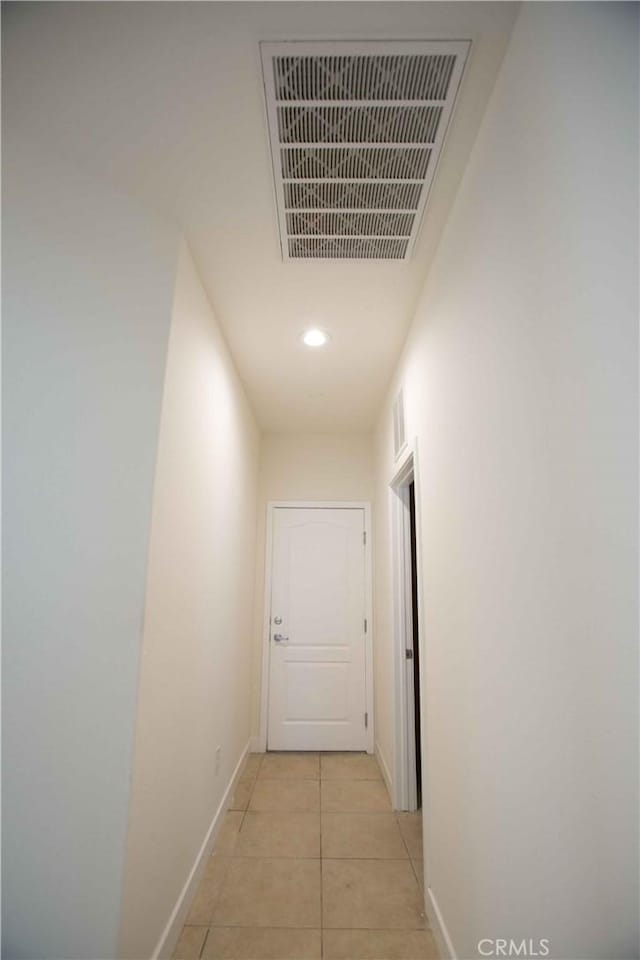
[196,924,427,929]
[206,855,420,862]
[395,809,427,925]
[396,809,424,866]
[397,810,416,862]
[204,755,263,934]
[197,924,209,959]
[410,856,423,893]
[237,750,264,818]
[197,922,428,929]
[320,762,324,960]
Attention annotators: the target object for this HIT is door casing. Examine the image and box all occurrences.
[258,501,374,754]
[390,442,427,815]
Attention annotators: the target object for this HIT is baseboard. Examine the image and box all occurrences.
[249,735,262,752]
[375,741,393,800]
[426,886,457,960]
[152,740,251,960]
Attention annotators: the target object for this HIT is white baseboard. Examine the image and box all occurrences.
[152,740,251,960]
[426,886,457,960]
[249,735,262,752]
[375,741,393,801]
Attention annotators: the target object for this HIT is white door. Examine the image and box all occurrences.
[267,507,368,751]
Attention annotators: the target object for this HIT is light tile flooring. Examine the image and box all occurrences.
[173,753,438,959]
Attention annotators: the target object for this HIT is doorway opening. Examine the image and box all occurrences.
[408,480,422,808]
[390,450,423,812]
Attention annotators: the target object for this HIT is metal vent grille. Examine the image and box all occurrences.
[286,211,415,237]
[281,146,432,181]
[283,182,423,211]
[289,237,410,260]
[274,55,456,101]
[262,41,470,261]
[393,388,406,457]
[277,105,444,144]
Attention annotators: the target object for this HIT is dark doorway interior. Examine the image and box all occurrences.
[408,481,422,807]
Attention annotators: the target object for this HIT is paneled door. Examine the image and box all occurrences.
[267,507,368,751]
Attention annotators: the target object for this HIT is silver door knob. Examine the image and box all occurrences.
[273,633,289,644]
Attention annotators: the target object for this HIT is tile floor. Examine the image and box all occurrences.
[172,753,438,959]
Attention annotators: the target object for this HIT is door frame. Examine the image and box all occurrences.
[258,501,374,754]
[390,442,426,812]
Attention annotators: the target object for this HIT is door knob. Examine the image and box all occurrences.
[273,633,289,644]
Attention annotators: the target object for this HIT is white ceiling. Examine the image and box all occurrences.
[4,2,519,432]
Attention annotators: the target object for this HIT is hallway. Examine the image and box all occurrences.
[4,4,638,959]
[173,753,434,960]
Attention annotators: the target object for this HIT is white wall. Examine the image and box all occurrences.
[118,242,260,958]
[251,433,373,739]
[374,4,639,958]
[2,137,178,959]
[259,433,374,504]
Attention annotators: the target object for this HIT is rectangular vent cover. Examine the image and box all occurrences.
[393,388,406,458]
[261,41,470,261]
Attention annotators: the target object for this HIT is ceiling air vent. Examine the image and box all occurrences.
[393,388,406,458]
[261,41,470,261]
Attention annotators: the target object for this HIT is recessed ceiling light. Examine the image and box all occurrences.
[302,328,329,348]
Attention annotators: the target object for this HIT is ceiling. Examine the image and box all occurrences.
[4,2,519,432]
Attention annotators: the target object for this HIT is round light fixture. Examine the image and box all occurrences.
[302,328,329,348]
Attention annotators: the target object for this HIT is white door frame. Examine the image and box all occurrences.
[258,500,374,754]
[390,442,426,812]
